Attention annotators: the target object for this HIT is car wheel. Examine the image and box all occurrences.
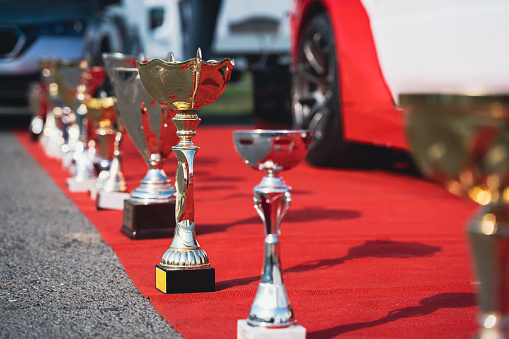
[293,13,383,167]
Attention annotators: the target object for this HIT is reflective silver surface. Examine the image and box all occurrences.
[233,129,311,328]
[102,52,137,83]
[111,67,177,203]
[137,49,234,270]
[102,131,127,193]
[39,59,64,157]
[53,60,82,153]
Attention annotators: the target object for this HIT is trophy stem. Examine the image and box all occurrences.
[469,201,509,338]
[103,131,127,193]
[158,110,210,269]
[72,139,96,182]
[95,127,114,190]
[248,177,296,328]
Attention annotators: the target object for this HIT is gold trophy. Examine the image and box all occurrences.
[136,49,234,293]
[84,96,129,209]
[405,94,509,339]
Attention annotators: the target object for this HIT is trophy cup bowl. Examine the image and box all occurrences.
[233,129,311,334]
[136,49,234,293]
[405,94,509,339]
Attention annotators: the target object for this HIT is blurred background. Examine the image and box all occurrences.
[0,0,291,125]
[1,0,508,168]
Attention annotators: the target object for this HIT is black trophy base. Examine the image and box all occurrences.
[155,265,215,293]
[121,200,175,240]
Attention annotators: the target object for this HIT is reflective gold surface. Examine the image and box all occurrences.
[138,49,234,271]
[136,49,234,111]
[405,94,509,338]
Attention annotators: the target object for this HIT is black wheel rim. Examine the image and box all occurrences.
[293,23,336,143]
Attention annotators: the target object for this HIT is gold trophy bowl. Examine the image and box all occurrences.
[84,96,127,195]
[136,49,234,293]
[405,94,509,339]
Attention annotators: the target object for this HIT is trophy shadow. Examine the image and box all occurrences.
[215,239,440,291]
[198,207,362,236]
[307,292,476,338]
[285,239,441,273]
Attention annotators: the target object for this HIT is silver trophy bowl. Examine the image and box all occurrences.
[233,129,312,328]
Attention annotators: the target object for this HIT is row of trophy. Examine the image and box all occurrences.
[28,50,308,338]
[27,47,508,338]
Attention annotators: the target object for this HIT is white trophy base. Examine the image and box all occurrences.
[96,191,130,210]
[62,153,75,172]
[67,178,95,192]
[237,320,306,339]
[43,144,62,159]
[89,185,98,200]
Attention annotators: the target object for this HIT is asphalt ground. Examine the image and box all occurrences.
[0,117,183,338]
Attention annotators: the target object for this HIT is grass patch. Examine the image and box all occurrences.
[199,72,253,118]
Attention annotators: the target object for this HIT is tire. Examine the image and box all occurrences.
[293,13,386,167]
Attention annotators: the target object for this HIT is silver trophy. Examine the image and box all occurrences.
[111,67,177,203]
[38,59,66,158]
[233,129,311,336]
[54,60,100,191]
[101,52,139,197]
[111,66,179,239]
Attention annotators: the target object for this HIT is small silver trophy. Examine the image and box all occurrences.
[54,60,101,191]
[38,58,66,159]
[233,129,311,338]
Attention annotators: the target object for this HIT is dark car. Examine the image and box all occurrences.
[0,0,141,115]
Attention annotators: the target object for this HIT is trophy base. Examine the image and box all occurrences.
[62,153,75,173]
[96,191,130,210]
[121,200,175,239]
[237,320,306,339]
[90,185,98,200]
[67,178,95,192]
[155,265,215,293]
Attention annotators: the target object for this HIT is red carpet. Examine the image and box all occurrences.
[15,126,478,338]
